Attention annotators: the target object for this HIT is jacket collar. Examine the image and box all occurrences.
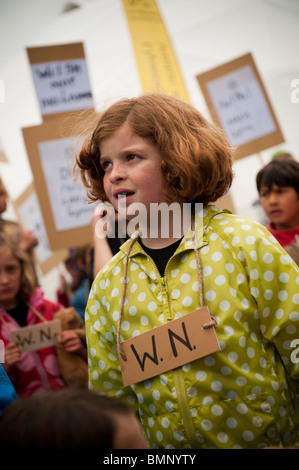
[119,205,230,258]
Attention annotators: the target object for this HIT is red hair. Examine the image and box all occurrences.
[74,93,234,206]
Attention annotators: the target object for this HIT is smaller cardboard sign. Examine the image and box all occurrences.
[27,42,93,119]
[119,306,220,387]
[10,319,61,353]
[13,183,68,274]
[22,110,95,251]
[196,53,284,160]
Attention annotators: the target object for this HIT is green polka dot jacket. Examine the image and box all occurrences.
[86,205,299,449]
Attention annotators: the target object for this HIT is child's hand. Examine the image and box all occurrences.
[60,330,84,353]
[5,342,21,369]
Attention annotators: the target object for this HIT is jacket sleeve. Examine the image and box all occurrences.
[85,279,139,413]
[231,221,299,382]
[0,364,17,415]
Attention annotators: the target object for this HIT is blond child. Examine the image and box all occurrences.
[0,232,86,397]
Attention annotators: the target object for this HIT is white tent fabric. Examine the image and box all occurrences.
[0,0,299,298]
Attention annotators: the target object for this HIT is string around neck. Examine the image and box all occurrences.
[116,213,208,362]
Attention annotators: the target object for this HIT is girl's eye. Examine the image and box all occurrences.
[100,160,112,171]
[277,187,288,194]
[6,265,18,274]
[127,154,139,161]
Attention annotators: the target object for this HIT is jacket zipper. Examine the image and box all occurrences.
[141,247,200,448]
[173,368,199,448]
[163,254,199,448]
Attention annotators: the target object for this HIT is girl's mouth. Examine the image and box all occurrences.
[114,190,135,202]
[0,288,12,295]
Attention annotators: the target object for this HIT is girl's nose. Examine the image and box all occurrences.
[0,272,9,284]
[109,163,126,183]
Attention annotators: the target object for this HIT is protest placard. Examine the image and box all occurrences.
[22,111,95,250]
[14,183,67,274]
[196,53,284,159]
[27,42,93,119]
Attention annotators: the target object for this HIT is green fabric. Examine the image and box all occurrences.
[86,205,299,449]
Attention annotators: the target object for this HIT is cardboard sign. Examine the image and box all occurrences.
[10,319,61,353]
[27,42,93,119]
[22,111,95,250]
[14,183,68,274]
[119,306,220,386]
[196,53,284,160]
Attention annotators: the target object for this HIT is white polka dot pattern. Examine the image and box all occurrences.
[86,205,299,449]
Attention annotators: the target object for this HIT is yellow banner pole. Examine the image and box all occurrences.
[122,0,190,103]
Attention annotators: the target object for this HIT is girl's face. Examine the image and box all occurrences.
[0,247,22,310]
[259,183,299,230]
[99,124,167,221]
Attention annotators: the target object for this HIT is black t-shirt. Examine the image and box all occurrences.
[6,299,28,327]
[139,238,182,277]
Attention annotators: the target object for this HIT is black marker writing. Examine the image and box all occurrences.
[168,322,193,358]
[130,335,158,372]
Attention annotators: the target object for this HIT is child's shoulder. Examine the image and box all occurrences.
[94,242,128,281]
[203,204,277,244]
[203,204,261,227]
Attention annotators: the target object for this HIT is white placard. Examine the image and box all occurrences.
[17,191,52,264]
[206,65,276,147]
[38,136,95,232]
[30,58,93,115]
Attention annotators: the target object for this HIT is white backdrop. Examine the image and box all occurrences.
[0,0,299,298]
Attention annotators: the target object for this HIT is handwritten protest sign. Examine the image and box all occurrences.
[196,53,284,159]
[10,319,61,353]
[14,183,67,274]
[22,111,95,250]
[27,43,93,119]
[119,307,220,386]
[38,136,94,232]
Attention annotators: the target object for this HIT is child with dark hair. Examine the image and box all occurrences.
[256,159,299,247]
